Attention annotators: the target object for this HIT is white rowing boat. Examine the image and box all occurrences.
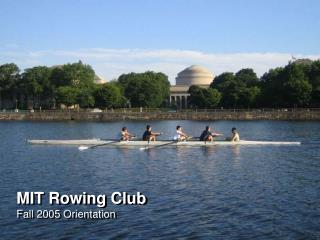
[27,139,301,146]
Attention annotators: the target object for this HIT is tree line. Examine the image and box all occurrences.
[189,59,320,108]
[0,59,319,110]
[0,61,170,109]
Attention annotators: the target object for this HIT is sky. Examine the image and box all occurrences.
[0,0,319,83]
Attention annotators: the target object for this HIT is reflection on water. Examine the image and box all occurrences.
[200,146,217,156]
[231,145,241,159]
[0,120,320,239]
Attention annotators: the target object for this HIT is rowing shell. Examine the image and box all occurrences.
[27,139,301,146]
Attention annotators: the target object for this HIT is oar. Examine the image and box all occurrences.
[79,140,119,151]
[188,136,199,140]
[139,140,178,151]
[140,134,195,150]
[190,134,223,141]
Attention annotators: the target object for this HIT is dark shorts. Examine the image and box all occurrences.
[143,134,152,141]
[200,134,211,141]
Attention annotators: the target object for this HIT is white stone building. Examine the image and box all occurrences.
[170,65,214,108]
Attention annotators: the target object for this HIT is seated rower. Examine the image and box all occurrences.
[199,126,222,141]
[173,125,189,141]
[120,127,135,141]
[142,125,161,141]
[226,127,240,142]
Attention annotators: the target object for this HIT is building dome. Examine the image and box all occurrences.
[94,74,107,84]
[175,65,214,86]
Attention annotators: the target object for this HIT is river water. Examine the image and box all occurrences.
[0,120,319,239]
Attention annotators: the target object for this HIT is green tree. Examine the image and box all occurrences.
[78,88,95,108]
[94,83,125,108]
[235,68,259,87]
[308,60,320,106]
[210,72,235,92]
[260,68,284,107]
[202,88,221,108]
[50,61,95,88]
[118,71,170,107]
[210,72,246,108]
[49,61,96,109]
[260,63,312,107]
[222,80,247,108]
[235,69,261,107]
[210,69,261,108]
[242,86,261,107]
[56,86,79,107]
[189,86,221,108]
[282,63,312,106]
[0,63,20,108]
[50,67,65,87]
[188,85,204,107]
[22,66,53,108]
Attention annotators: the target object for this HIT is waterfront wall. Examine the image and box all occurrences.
[0,110,320,121]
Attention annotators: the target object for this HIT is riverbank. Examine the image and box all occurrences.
[1,109,320,121]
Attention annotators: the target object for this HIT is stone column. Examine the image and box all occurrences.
[184,95,188,108]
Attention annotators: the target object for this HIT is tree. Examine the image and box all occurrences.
[235,68,259,87]
[189,86,221,108]
[118,71,170,107]
[260,63,312,107]
[56,86,79,107]
[188,85,204,107]
[308,60,320,106]
[242,86,261,107]
[210,69,261,108]
[222,80,247,108]
[0,63,20,108]
[94,83,125,108]
[50,61,95,88]
[78,88,95,108]
[210,72,246,108]
[21,66,52,108]
[260,68,284,107]
[210,72,235,92]
[203,88,221,108]
[284,79,312,106]
[282,63,312,106]
[234,69,261,107]
[49,61,96,108]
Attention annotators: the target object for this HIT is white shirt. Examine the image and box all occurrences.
[173,130,184,140]
[231,132,240,141]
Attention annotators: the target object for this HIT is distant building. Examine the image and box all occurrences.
[170,65,214,108]
[94,74,107,84]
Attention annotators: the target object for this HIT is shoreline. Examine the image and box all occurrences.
[1,109,320,121]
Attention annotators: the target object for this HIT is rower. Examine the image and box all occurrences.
[142,125,161,141]
[173,125,189,141]
[199,126,222,141]
[120,127,135,141]
[226,127,240,142]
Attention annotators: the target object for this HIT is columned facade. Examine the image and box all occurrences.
[169,85,190,109]
[170,94,190,109]
[169,65,214,109]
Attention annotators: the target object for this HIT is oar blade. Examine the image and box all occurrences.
[140,140,178,151]
[79,140,119,151]
[78,146,89,151]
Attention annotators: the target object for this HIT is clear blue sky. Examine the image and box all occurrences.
[0,0,319,81]
[1,0,319,53]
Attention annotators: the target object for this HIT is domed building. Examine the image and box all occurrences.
[94,74,107,84]
[170,65,214,108]
[176,65,214,85]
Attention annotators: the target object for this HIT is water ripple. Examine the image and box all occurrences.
[1,121,320,239]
